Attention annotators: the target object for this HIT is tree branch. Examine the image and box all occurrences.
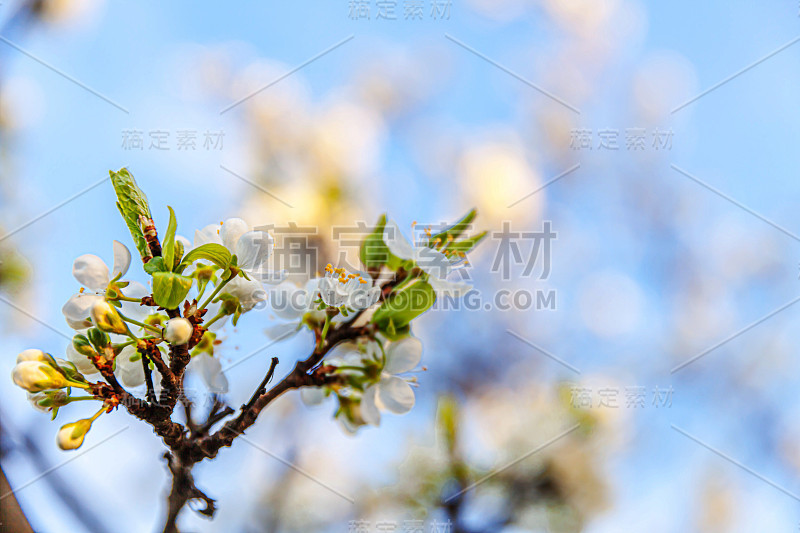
[238,357,279,418]
[162,451,215,533]
[141,349,157,405]
[189,322,373,462]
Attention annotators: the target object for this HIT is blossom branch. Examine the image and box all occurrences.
[190,319,374,462]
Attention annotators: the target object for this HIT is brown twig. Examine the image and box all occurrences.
[141,350,157,405]
[238,357,279,417]
[189,321,373,462]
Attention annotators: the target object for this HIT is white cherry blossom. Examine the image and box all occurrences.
[265,279,320,340]
[317,264,380,310]
[360,337,422,426]
[192,218,283,283]
[62,241,132,330]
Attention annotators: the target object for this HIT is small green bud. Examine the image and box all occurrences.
[87,327,111,351]
[72,335,97,357]
[54,358,86,384]
[27,390,69,412]
[217,293,239,315]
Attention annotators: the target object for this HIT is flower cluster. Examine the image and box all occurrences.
[301,337,423,433]
[7,167,484,530]
[266,213,485,432]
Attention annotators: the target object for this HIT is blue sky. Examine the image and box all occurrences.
[2,1,800,532]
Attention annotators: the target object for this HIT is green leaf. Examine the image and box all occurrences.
[372,279,436,332]
[430,208,477,244]
[360,214,388,269]
[110,168,153,261]
[446,230,488,254]
[162,206,178,272]
[359,214,403,270]
[174,239,185,266]
[177,244,231,273]
[152,272,193,309]
[143,256,167,274]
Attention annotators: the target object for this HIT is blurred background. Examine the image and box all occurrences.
[1,1,800,531]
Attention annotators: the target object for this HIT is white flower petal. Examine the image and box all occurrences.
[259,269,287,285]
[111,240,131,279]
[192,354,228,393]
[382,219,415,260]
[235,231,273,271]
[72,254,109,291]
[176,235,192,251]
[361,386,381,426]
[300,387,326,406]
[116,346,144,388]
[385,337,422,374]
[427,276,472,298]
[305,278,321,299]
[119,281,151,322]
[317,277,344,307]
[66,343,98,375]
[225,277,267,311]
[376,376,415,414]
[338,414,359,435]
[194,224,223,248]
[326,341,359,362]
[62,293,103,330]
[220,218,249,252]
[269,282,306,320]
[349,285,381,311]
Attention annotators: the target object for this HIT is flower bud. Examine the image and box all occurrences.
[72,334,97,357]
[87,327,110,350]
[164,318,193,345]
[12,361,67,392]
[55,358,86,384]
[218,294,239,315]
[27,392,51,412]
[27,390,69,412]
[90,300,128,335]
[16,349,57,366]
[57,419,92,450]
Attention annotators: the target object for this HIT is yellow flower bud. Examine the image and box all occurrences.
[16,348,56,366]
[90,300,128,335]
[12,361,67,392]
[56,419,92,450]
[164,318,193,345]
